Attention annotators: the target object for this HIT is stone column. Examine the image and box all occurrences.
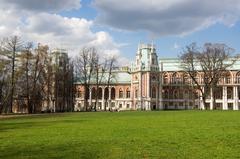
[147,73,150,98]
[131,74,134,110]
[236,86,239,110]
[89,88,92,108]
[159,62,163,110]
[148,101,151,110]
[222,86,227,110]
[139,72,142,110]
[101,87,105,110]
[200,86,205,110]
[210,88,213,110]
[156,85,159,110]
[147,72,150,110]
[108,87,111,110]
[233,86,238,110]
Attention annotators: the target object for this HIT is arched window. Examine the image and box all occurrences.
[135,75,138,81]
[236,72,240,83]
[91,88,96,99]
[86,88,90,100]
[183,74,189,84]
[119,88,123,98]
[173,90,178,99]
[152,75,157,81]
[184,90,189,99]
[98,88,102,99]
[111,87,115,99]
[152,58,155,64]
[163,90,169,99]
[227,87,233,99]
[179,90,183,99]
[151,87,156,98]
[104,88,109,100]
[225,72,232,84]
[172,72,180,84]
[169,89,173,99]
[76,90,82,98]
[214,87,222,99]
[126,88,130,98]
[163,73,168,84]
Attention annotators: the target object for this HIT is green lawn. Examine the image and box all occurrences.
[0,111,240,159]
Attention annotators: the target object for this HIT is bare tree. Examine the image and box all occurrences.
[0,36,22,113]
[67,61,74,112]
[45,54,53,112]
[74,47,97,111]
[180,43,238,109]
[92,55,107,111]
[0,45,11,113]
[29,44,49,113]
[16,42,33,113]
[104,56,116,111]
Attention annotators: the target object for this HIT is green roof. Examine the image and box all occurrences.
[159,58,240,72]
[75,70,131,85]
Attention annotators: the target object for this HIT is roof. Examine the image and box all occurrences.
[75,69,131,85]
[159,57,240,72]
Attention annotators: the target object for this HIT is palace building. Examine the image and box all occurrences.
[74,44,240,111]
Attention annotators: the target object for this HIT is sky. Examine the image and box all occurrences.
[0,0,240,65]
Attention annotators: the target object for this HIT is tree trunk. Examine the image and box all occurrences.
[10,45,16,113]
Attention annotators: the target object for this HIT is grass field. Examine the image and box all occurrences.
[0,111,240,159]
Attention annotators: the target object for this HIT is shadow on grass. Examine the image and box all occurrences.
[0,141,105,159]
[0,118,88,133]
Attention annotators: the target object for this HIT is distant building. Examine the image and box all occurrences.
[12,48,74,113]
[75,44,240,111]
[42,49,74,112]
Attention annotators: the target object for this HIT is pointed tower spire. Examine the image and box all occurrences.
[138,41,141,54]
[151,40,154,52]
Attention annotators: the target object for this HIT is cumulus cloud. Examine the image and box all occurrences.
[19,13,122,59]
[94,0,240,36]
[0,0,129,65]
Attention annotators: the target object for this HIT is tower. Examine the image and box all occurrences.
[131,43,160,110]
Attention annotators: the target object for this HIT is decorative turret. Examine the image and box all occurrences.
[133,43,159,72]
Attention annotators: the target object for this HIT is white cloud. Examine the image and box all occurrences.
[0,0,130,65]
[94,0,240,36]
[20,13,123,58]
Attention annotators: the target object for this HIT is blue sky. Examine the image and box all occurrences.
[0,0,239,64]
[61,0,240,60]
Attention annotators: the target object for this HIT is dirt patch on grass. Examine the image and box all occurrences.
[0,114,48,119]
[0,112,73,119]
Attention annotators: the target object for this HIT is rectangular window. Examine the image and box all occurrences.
[127,104,130,108]
[119,104,122,108]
